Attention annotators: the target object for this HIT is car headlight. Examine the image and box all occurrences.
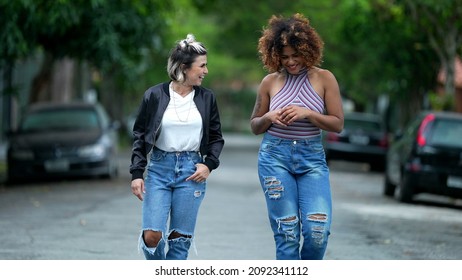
[78,144,106,158]
[11,149,34,160]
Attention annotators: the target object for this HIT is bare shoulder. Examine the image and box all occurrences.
[261,72,283,85]
[260,72,285,97]
[308,67,338,97]
[310,67,337,82]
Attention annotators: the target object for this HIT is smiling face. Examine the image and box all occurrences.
[184,55,208,87]
[280,46,306,74]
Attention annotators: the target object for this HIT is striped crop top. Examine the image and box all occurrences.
[268,68,325,139]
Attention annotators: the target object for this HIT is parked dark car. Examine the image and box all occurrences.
[383,111,462,203]
[323,112,389,171]
[7,102,119,183]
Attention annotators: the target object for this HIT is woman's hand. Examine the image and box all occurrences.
[280,105,309,124]
[131,178,145,201]
[267,109,289,126]
[186,163,210,183]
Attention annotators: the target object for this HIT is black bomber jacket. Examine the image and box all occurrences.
[129,82,225,181]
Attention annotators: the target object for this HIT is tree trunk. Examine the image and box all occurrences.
[50,57,75,102]
[29,53,54,104]
[2,60,14,134]
[443,27,457,97]
[100,69,123,122]
[455,88,462,113]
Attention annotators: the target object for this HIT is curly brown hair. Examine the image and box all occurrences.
[258,13,324,73]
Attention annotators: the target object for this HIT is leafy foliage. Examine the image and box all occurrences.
[333,0,438,112]
[1,0,461,133]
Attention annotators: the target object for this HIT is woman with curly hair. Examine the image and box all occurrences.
[250,13,344,260]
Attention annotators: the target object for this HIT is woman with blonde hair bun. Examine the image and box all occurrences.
[130,34,224,260]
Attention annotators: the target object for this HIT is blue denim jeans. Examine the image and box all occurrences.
[258,133,332,260]
[140,147,206,260]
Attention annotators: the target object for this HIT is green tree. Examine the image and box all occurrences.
[333,0,439,127]
[405,0,462,98]
[0,1,37,131]
[36,0,169,109]
[188,0,339,132]
[0,0,169,106]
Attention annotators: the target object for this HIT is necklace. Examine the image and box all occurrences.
[170,84,194,122]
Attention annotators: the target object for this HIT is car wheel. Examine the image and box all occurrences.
[108,164,119,179]
[6,166,21,185]
[383,173,396,197]
[101,160,118,179]
[398,172,414,203]
[370,161,385,172]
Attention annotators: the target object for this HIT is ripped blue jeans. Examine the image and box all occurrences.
[140,147,206,260]
[258,133,332,260]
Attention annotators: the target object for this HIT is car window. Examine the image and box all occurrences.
[344,119,382,132]
[429,119,462,148]
[21,109,100,131]
[95,104,110,128]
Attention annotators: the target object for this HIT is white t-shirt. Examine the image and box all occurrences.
[155,86,203,152]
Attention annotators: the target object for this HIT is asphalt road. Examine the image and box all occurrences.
[1,134,462,260]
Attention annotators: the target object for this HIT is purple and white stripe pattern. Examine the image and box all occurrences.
[268,68,325,139]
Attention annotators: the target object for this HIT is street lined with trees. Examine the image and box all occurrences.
[1,0,462,135]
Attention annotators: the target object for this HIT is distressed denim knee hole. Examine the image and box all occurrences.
[143,230,163,247]
[168,230,192,240]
